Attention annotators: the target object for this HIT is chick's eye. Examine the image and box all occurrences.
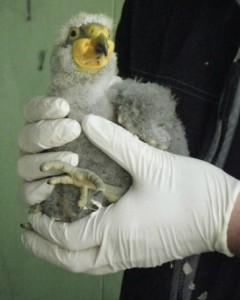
[70,30,77,37]
[68,27,80,42]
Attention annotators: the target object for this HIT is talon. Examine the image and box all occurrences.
[118,113,123,124]
[90,199,103,209]
[20,222,33,231]
[40,162,49,172]
[147,139,157,147]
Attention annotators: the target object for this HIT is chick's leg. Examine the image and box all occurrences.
[40,161,105,208]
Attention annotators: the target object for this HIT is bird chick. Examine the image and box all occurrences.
[23,12,189,225]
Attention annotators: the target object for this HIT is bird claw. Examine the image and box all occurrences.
[90,199,103,209]
[20,222,33,231]
[40,161,105,208]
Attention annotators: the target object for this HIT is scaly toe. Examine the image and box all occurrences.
[40,162,49,172]
[78,199,87,208]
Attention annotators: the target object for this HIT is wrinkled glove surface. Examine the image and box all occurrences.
[17,96,81,206]
[21,115,239,275]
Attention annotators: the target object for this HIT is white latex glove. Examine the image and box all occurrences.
[17,96,81,206]
[21,115,240,275]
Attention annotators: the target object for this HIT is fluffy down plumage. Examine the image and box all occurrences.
[34,12,189,222]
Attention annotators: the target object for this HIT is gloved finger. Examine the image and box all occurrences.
[17,151,79,181]
[28,209,104,251]
[23,96,70,122]
[18,119,81,153]
[82,114,162,177]
[18,179,55,207]
[21,230,110,274]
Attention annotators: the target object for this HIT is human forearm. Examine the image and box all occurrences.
[227,194,240,255]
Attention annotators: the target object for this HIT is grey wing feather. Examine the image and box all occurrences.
[108,79,189,156]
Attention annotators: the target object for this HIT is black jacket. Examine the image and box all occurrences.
[115,0,240,299]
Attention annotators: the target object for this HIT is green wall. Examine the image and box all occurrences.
[0,1,125,299]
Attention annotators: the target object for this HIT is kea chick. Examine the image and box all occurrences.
[24,12,189,224]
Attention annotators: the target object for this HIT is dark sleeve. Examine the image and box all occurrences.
[115,0,240,158]
[115,0,134,78]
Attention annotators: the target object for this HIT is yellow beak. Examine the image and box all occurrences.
[93,33,109,57]
[71,24,115,72]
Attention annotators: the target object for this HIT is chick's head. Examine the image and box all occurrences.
[66,23,114,72]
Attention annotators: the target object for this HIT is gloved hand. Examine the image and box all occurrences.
[21,115,240,275]
[17,96,81,206]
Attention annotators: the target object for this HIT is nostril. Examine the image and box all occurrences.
[96,44,108,56]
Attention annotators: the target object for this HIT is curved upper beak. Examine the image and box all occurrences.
[93,33,108,57]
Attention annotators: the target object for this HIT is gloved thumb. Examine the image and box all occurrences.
[82,114,158,176]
